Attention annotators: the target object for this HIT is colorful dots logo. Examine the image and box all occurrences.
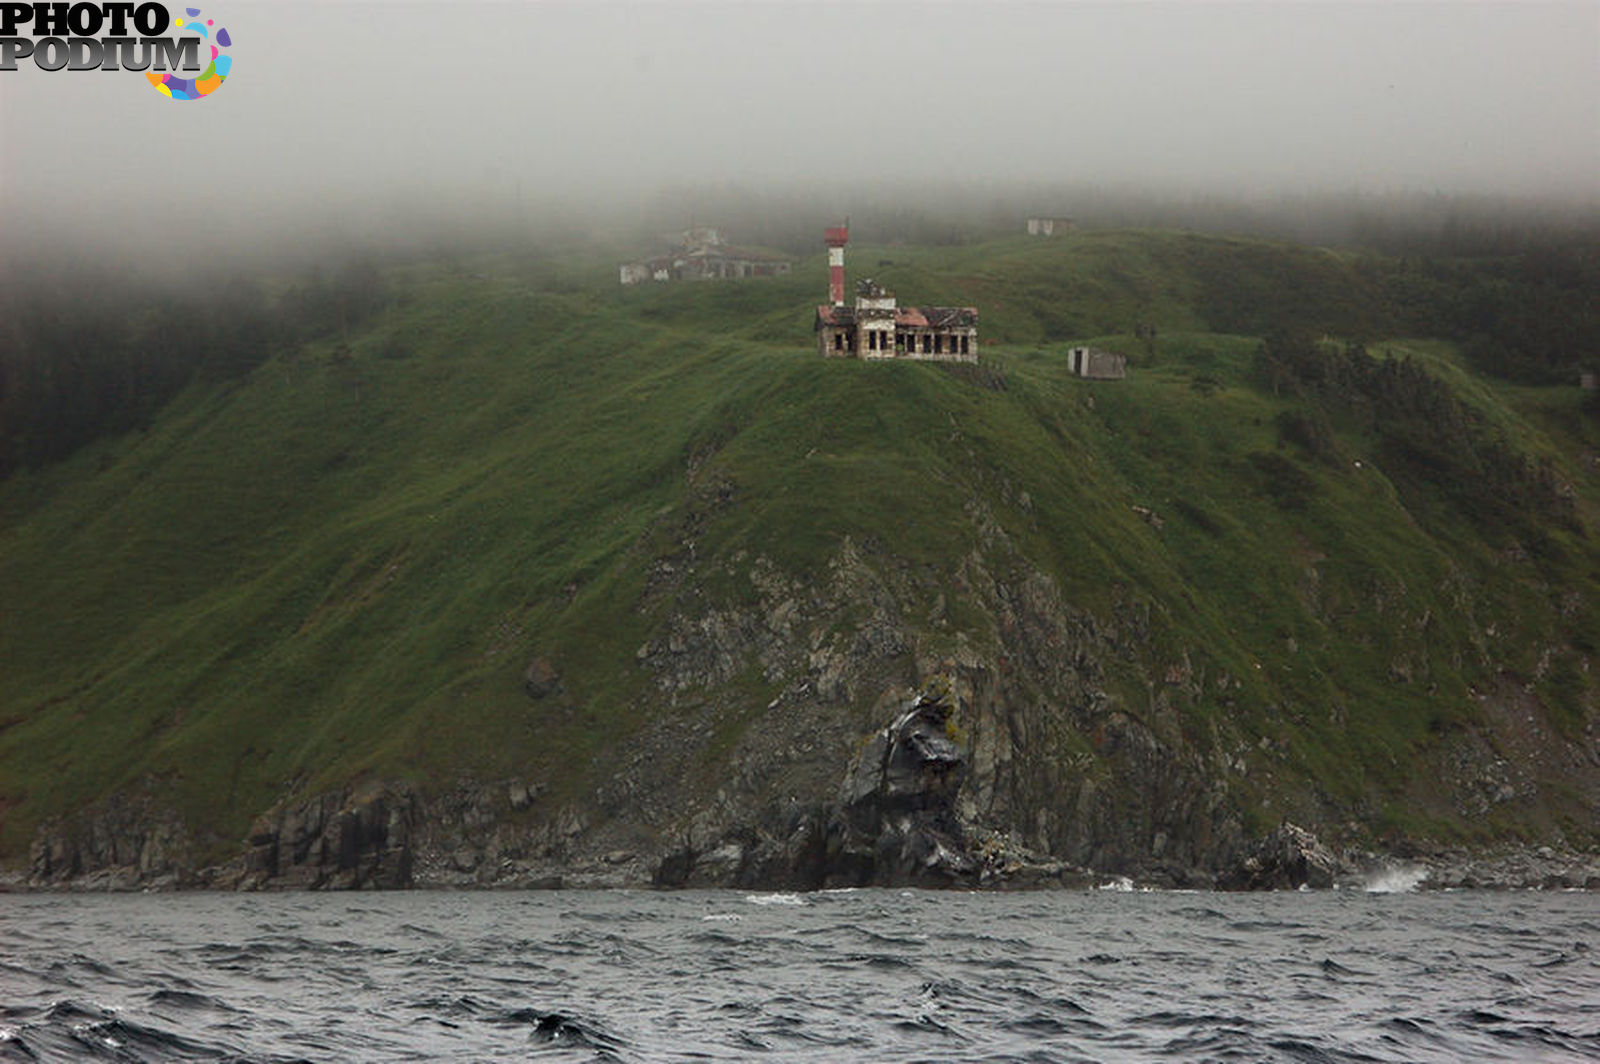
[147,7,231,100]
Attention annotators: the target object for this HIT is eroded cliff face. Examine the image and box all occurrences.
[13,530,1598,893]
[613,520,1263,891]
[27,794,196,891]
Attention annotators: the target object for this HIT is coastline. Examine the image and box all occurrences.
[4,840,1595,895]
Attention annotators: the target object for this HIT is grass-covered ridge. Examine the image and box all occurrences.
[1,231,1594,861]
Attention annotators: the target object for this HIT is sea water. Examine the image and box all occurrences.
[1,887,1595,1062]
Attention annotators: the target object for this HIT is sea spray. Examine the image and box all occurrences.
[1364,864,1429,893]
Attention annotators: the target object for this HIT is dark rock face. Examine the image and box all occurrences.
[240,784,418,890]
[28,795,192,889]
[1217,822,1337,891]
[650,684,1083,890]
[825,687,978,885]
[649,688,982,889]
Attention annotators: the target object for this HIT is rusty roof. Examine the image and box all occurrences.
[683,245,790,263]
[819,305,973,328]
[917,306,979,328]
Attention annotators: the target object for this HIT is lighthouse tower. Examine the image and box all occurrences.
[824,224,849,306]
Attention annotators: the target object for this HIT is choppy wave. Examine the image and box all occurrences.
[1,889,1595,1062]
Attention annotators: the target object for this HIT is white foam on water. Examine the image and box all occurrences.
[744,892,807,906]
[1096,876,1135,892]
[1364,865,1429,893]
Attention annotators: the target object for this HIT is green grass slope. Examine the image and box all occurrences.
[1,232,1595,863]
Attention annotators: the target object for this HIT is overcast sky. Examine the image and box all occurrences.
[1,1,1596,254]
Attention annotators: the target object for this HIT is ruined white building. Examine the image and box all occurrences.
[1026,217,1075,236]
[812,225,978,362]
[619,227,791,285]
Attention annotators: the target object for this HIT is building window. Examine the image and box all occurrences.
[961,335,970,355]
[834,333,844,351]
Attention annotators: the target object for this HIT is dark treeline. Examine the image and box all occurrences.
[0,258,387,477]
[1255,333,1581,555]
[1179,239,1599,385]
[1372,247,1600,385]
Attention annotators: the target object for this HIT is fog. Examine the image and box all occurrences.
[2,1,1597,263]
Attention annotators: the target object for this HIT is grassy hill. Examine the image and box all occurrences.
[1,230,1595,876]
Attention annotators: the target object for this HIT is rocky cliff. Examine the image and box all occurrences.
[15,535,1597,894]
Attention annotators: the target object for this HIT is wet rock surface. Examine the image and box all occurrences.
[1217,822,1338,891]
[236,784,418,890]
[1399,845,1600,892]
[26,794,194,891]
[824,686,978,885]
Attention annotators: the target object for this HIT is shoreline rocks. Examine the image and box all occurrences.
[1217,822,1338,891]
[6,696,1594,895]
[6,807,1596,894]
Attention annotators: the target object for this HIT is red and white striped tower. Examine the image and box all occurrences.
[824,224,849,306]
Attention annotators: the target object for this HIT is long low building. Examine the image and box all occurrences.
[815,284,978,361]
[620,227,791,285]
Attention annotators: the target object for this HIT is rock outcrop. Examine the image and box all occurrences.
[649,682,1093,890]
[27,794,193,890]
[1216,822,1338,890]
[238,783,418,890]
[824,684,978,885]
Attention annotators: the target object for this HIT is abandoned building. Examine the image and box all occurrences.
[1068,346,1127,379]
[1027,217,1076,236]
[619,226,791,285]
[813,225,978,362]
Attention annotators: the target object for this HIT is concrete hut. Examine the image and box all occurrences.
[1067,346,1126,380]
